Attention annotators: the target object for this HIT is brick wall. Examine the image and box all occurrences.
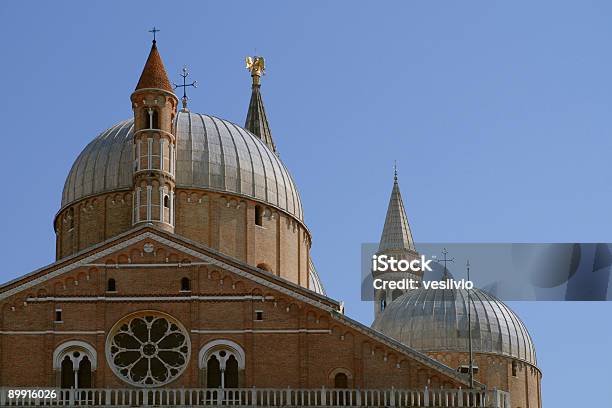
[55,190,311,289]
[0,240,462,391]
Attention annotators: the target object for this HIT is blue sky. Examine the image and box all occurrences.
[1,1,611,405]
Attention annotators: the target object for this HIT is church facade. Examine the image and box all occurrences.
[0,38,538,407]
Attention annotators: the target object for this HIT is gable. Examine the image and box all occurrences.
[0,226,337,308]
[0,225,472,387]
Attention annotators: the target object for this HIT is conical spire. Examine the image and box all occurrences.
[135,40,173,93]
[245,56,276,153]
[378,167,415,253]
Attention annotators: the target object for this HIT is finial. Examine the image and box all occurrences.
[173,66,197,112]
[439,248,455,279]
[246,56,266,86]
[393,160,398,182]
[148,26,160,44]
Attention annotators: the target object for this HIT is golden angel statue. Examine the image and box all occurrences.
[246,56,266,77]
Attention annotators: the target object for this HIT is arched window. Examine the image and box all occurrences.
[512,361,518,377]
[61,356,74,389]
[207,355,221,388]
[54,341,97,389]
[145,108,160,129]
[255,205,263,226]
[164,195,170,208]
[77,356,92,388]
[151,110,159,129]
[329,369,352,406]
[334,372,348,388]
[181,277,190,292]
[225,355,239,388]
[107,278,116,292]
[199,340,245,389]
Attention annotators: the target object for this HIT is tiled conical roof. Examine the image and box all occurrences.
[245,82,276,153]
[378,172,415,253]
[135,41,173,93]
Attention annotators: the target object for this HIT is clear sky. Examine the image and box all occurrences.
[1,1,611,405]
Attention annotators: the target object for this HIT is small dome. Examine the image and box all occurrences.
[372,288,537,366]
[61,111,303,221]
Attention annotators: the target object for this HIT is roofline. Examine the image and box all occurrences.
[332,312,482,388]
[0,224,333,309]
[0,224,476,386]
[131,87,178,101]
[415,348,541,374]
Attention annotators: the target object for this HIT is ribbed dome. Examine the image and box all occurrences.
[372,288,537,366]
[61,112,303,221]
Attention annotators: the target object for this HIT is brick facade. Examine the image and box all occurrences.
[55,191,310,290]
[0,228,467,391]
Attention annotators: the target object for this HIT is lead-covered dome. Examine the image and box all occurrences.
[372,288,537,366]
[61,111,303,221]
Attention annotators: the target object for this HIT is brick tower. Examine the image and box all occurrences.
[130,38,178,231]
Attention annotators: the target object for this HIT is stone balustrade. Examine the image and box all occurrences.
[0,387,511,407]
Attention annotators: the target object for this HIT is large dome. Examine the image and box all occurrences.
[372,288,537,366]
[61,111,304,221]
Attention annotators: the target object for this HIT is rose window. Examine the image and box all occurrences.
[106,311,190,387]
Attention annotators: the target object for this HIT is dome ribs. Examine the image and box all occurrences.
[372,288,538,366]
[59,115,305,224]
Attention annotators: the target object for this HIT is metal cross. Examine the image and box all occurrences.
[439,248,454,277]
[148,27,160,42]
[173,66,197,109]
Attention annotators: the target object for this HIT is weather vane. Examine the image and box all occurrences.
[148,26,160,43]
[246,56,266,86]
[173,66,197,111]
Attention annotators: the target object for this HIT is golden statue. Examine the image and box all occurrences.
[246,56,265,85]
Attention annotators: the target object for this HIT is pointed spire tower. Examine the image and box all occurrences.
[245,56,277,153]
[135,37,173,93]
[130,33,179,232]
[373,165,421,321]
[378,166,415,254]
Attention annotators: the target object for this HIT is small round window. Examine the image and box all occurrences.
[106,311,190,387]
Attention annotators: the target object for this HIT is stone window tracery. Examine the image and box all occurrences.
[106,311,190,387]
[54,341,97,389]
[199,340,245,389]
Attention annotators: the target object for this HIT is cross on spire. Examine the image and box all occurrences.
[173,66,197,111]
[148,26,160,43]
[438,248,454,278]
